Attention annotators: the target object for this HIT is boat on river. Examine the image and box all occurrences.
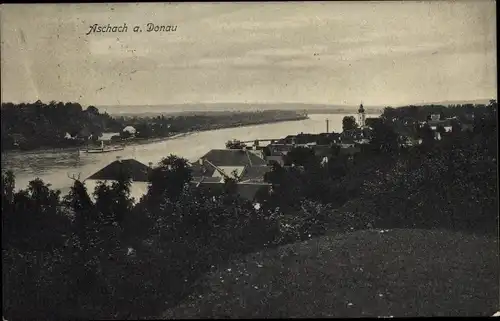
[225,139,247,149]
[80,141,125,154]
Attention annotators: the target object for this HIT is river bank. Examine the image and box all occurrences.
[1,115,308,154]
[2,114,336,193]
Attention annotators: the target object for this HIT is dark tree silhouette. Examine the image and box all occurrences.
[342,116,358,131]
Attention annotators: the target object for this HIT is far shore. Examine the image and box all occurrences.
[1,115,308,155]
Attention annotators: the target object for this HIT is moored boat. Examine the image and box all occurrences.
[80,141,125,154]
[225,139,247,149]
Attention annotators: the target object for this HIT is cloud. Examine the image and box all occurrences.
[1,2,496,106]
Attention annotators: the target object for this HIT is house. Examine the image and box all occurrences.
[85,158,153,204]
[187,149,272,202]
[123,126,137,135]
[239,165,272,183]
[64,132,75,140]
[189,163,271,203]
[195,148,267,178]
[247,148,265,159]
[267,144,294,156]
[266,155,285,166]
[189,150,270,182]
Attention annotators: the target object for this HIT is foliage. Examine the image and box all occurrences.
[116,110,307,138]
[2,101,497,319]
[1,102,306,152]
[1,101,122,151]
[342,115,358,131]
[369,120,400,154]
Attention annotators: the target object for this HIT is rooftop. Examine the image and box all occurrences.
[240,166,272,182]
[87,159,152,182]
[200,149,267,167]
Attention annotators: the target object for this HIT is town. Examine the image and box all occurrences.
[3,100,497,320]
[85,103,479,205]
[2,1,497,319]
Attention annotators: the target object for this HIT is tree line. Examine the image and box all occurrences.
[2,101,497,319]
[1,101,122,151]
[1,101,307,151]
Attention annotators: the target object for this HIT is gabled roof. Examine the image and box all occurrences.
[87,159,152,182]
[200,149,267,167]
[212,166,246,179]
[191,176,223,184]
[189,162,213,177]
[240,166,272,182]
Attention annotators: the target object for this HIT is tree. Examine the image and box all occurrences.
[369,121,399,154]
[147,155,192,202]
[342,116,358,131]
[0,101,122,151]
[86,105,99,115]
[419,123,435,148]
[3,176,70,252]
[284,146,319,168]
[121,130,132,139]
[381,106,400,122]
[93,170,133,230]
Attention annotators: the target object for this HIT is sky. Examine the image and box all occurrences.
[0,1,497,107]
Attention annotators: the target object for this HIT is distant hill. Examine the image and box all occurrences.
[97,99,494,117]
[97,103,383,116]
[393,98,495,108]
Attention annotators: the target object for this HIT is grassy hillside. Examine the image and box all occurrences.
[164,229,499,318]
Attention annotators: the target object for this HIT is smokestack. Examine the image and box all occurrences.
[326,119,329,133]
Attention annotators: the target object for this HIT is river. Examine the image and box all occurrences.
[1,114,356,195]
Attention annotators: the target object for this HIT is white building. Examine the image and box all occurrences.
[358,103,366,127]
[123,126,137,135]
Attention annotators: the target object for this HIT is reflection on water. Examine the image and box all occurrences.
[1,114,358,193]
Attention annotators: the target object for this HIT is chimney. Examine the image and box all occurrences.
[199,158,204,165]
[116,156,122,162]
[148,162,153,168]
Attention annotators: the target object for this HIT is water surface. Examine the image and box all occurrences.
[2,114,358,194]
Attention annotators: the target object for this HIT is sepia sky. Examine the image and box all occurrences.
[0,1,496,107]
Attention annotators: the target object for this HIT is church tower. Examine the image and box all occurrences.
[358,103,366,127]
